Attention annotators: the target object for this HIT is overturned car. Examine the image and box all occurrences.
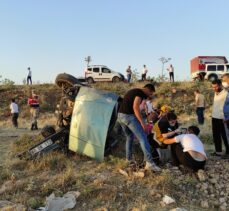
[18,73,122,161]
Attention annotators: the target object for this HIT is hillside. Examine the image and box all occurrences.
[0,81,213,119]
[1,81,227,211]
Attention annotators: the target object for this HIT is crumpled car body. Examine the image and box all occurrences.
[68,87,119,161]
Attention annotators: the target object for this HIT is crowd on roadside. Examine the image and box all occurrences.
[117,73,229,172]
[126,64,175,83]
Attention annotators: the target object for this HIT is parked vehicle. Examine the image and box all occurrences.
[205,64,229,81]
[190,56,228,81]
[85,65,125,83]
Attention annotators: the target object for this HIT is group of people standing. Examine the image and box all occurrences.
[9,93,40,130]
[126,64,175,83]
[192,74,229,159]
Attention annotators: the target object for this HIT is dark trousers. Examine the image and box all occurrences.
[171,143,206,172]
[27,76,32,84]
[212,118,229,154]
[196,107,205,124]
[127,74,131,83]
[12,113,19,128]
[226,121,229,130]
[169,72,174,82]
[141,74,146,81]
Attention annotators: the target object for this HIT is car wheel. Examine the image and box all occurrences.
[55,73,82,89]
[208,74,218,82]
[112,76,121,82]
[87,77,94,84]
[41,125,56,138]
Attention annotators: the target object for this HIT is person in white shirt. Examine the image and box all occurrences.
[10,98,19,128]
[211,79,229,157]
[27,67,32,85]
[162,125,206,171]
[141,65,148,81]
[167,64,174,82]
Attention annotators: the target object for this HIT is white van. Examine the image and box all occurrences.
[85,65,125,83]
[204,64,229,81]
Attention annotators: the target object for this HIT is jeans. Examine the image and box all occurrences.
[127,74,131,83]
[118,113,154,163]
[196,107,205,124]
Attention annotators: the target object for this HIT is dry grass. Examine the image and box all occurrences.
[0,81,217,210]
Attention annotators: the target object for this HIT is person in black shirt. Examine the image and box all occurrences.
[118,84,161,172]
[150,112,179,147]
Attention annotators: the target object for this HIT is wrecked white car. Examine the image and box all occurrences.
[18,73,121,161]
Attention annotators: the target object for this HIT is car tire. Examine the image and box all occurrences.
[55,73,81,89]
[87,77,94,84]
[112,76,121,82]
[41,125,56,138]
[208,74,218,82]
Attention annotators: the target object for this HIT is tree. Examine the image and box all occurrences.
[131,68,140,82]
[22,78,26,85]
[1,78,15,85]
[0,75,15,86]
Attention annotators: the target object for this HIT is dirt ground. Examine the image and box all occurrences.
[0,114,218,211]
[0,128,36,162]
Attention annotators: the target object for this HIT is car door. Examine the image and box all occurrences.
[226,65,229,73]
[217,65,225,77]
[100,67,112,81]
[92,67,101,82]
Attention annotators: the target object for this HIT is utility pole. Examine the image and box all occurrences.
[85,56,92,67]
[159,57,171,77]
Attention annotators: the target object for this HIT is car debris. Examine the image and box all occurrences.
[17,73,121,161]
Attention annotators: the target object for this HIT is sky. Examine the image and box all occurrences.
[0,0,229,84]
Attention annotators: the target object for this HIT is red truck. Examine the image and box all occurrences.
[191,56,228,80]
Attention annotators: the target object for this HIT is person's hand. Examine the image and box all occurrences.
[175,128,182,134]
[141,123,148,133]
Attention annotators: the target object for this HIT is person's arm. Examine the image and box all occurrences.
[195,96,199,107]
[162,137,177,145]
[143,101,148,114]
[161,130,178,139]
[9,104,12,113]
[159,121,180,138]
[133,96,147,131]
[163,134,182,145]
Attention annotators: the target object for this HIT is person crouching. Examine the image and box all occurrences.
[162,126,206,172]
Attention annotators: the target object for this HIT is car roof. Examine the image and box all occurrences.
[206,63,229,65]
[87,65,108,68]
